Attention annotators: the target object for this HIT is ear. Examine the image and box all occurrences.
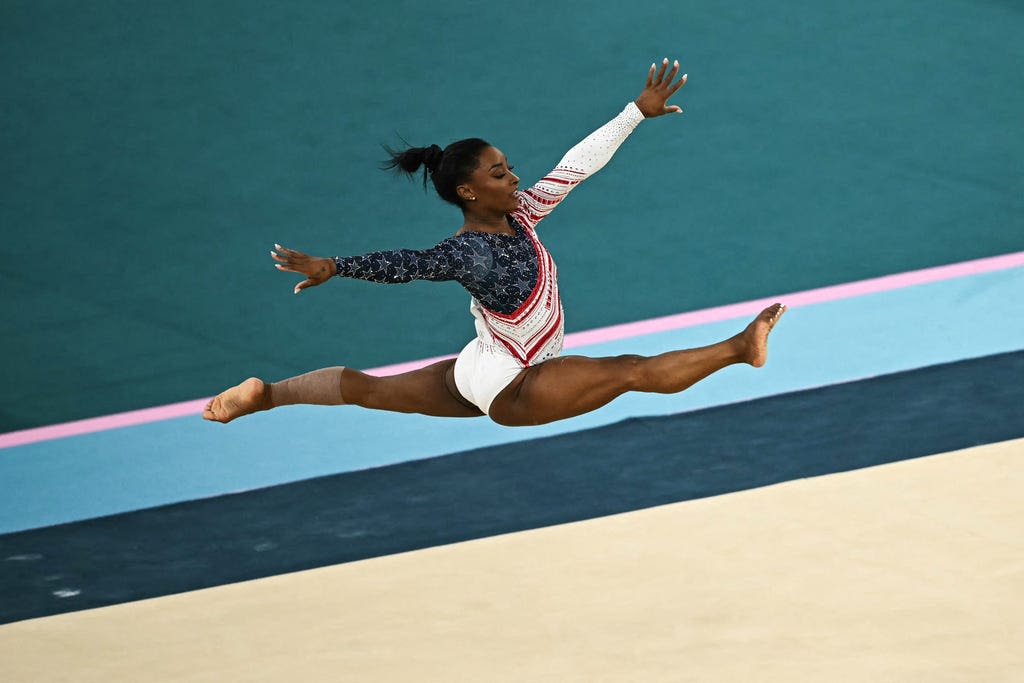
[456,183,476,202]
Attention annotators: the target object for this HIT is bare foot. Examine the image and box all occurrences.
[203,377,270,424]
[739,303,786,368]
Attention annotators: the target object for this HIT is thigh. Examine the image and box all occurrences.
[488,354,640,426]
[344,360,484,418]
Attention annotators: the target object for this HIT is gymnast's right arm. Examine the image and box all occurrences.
[271,238,480,294]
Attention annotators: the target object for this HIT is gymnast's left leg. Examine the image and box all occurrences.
[488,304,785,427]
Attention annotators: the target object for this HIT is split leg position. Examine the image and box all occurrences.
[203,304,785,427]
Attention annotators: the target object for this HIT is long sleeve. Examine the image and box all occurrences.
[333,229,544,315]
[511,102,645,230]
[334,237,481,285]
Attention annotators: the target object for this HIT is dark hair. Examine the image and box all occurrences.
[383,138,492,207]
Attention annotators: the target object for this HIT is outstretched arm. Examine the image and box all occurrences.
[513,57,687,229]
[271,238,482,294]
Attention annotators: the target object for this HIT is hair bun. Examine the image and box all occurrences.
[423,144,444,172]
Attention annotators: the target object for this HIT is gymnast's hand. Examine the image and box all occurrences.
[271,244,335,294]
[634,57,687,118]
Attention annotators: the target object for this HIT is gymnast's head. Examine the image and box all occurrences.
[384,139,521,215]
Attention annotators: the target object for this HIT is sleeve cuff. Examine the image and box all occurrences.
[623,101,646,126]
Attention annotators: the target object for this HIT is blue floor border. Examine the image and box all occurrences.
[1,265,1022,534]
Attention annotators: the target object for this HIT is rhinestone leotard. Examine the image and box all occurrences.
[334,102,646,364]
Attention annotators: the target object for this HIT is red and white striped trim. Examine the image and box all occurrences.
[479,226,564,366]
[512,168,587,230]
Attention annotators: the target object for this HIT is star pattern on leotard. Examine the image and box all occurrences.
[334,219,540,314]
[333,103,646,317]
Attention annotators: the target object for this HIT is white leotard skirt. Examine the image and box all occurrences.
[453,337,525,415]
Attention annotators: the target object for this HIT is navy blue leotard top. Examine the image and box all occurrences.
[335,218,536,315]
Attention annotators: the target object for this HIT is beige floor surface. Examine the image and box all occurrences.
[2,439,1022,682]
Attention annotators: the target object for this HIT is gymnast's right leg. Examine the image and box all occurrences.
[202,359,484,423]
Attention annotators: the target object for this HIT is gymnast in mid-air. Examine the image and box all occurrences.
[204,57,785,427]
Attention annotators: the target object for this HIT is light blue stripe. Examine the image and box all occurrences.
[1,267,1021,534]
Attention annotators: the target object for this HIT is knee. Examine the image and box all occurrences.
[614,354,646,391]
[339,368,378,408]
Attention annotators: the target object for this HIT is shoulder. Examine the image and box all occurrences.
[437,232,496,257]
[441,231,491,246]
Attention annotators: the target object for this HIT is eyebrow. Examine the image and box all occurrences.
[489,156,508,171]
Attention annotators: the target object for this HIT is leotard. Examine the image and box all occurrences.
[335,101,645,368]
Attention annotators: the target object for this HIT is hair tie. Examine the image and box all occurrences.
[423,144,444,172]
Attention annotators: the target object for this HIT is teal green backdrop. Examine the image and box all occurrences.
[2,0,1021,430]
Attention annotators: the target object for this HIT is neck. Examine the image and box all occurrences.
[460,209,512,235]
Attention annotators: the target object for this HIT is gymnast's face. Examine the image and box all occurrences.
[459,146,520,214]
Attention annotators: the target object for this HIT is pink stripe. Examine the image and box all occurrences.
[0,354,461,450]
[0,398,215,449]
[565,251,1024,347]
[2,251,1022,449]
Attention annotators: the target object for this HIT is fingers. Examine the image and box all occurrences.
[272,243,305,258]
[294,278,316,295]
[655,58,685,94]
[650,57,681,87]
[654,57,668,85]
[271,243,307,270]
[271,251,300,273]
[665,58,680,86]
[669,71,688,95]
[645,56,687,94]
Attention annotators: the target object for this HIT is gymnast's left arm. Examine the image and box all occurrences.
[512,57,687,229]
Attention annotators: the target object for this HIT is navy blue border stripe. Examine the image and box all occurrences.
[2,350,1022,624]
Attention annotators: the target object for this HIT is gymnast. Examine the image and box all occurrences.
[204,58,785,427]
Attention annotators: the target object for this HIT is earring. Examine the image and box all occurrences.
[470,197,477,201]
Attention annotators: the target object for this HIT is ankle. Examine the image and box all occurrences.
[722,335,748,363]
[264,381,281,409]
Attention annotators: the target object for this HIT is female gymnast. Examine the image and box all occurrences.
[204,58,785,427]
